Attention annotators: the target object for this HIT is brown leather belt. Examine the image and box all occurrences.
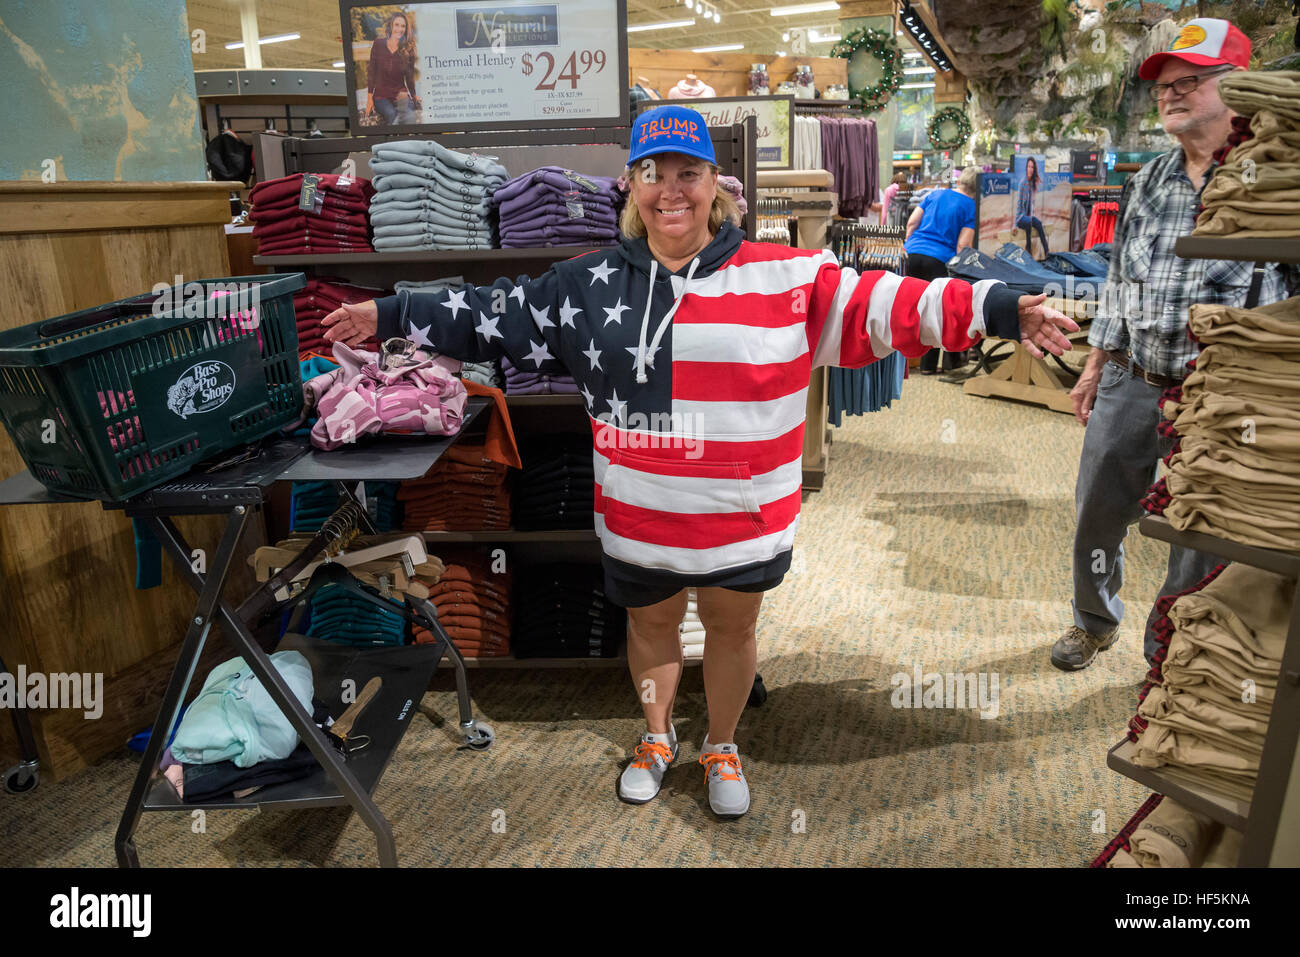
[1105,350,1183,389]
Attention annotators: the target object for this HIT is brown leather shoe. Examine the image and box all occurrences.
[1051,626,1118,671]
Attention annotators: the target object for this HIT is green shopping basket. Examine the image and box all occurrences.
[0,273,307,501]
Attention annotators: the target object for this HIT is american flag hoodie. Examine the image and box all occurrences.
[375,221,1023,589]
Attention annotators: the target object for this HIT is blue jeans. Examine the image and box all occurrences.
[374,97,419,125]
[1071,360,1225,663]
[1015,215,1048,255]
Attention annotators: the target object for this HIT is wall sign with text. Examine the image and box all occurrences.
[339,0,628,133]
[635,96,793,169]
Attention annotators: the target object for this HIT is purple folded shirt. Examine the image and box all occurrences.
[500,203,619,231]
[492,167,621,208]
[506,380,581,395]
[500,223,620,245]
[497,189,619,224]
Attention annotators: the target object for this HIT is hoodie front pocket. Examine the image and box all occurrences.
[601,446,769,540]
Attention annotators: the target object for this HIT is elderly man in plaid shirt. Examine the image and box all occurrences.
[1053,18,1300,671]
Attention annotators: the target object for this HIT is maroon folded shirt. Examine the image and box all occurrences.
[257,237,373,254]
[249,173,376,207]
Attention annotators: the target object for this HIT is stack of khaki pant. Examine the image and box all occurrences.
[1161,297,1300,548]
[1196,72,1300,238]
[1130,563,1290,803]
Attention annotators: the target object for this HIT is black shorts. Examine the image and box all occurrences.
[601,552,791,608]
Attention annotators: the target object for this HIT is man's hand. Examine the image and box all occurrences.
[321,300,379,346]
[1069,349,1109,426]
[1017,293,1078,359]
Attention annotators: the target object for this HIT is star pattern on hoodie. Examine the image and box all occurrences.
[558,297,582,328]
[524,339,553,368]
[475,311,502,341]
[587,260,617,286]
[529,303,554,331]
[442,288,468,319]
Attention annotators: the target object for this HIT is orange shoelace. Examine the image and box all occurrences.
[630,740,674,769]
[699,752,742,782]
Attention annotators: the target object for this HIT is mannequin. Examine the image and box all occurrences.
[668,73,715,99]
[636,75,662,99]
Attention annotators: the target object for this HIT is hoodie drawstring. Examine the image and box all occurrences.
[636,256,699,385]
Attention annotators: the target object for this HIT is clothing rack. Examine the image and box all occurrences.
[0,401,498,866]
[829,222,907,274]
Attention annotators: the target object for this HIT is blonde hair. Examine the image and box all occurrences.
[958,166,979,192]
[619,163,743,239]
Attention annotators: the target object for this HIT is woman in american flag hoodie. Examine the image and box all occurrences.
[322,105,1076,819]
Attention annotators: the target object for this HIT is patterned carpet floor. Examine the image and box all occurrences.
[1,375,1161,866]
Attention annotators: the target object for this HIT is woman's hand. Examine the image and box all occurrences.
[321,300,379,346]
[1016,293,1078,359]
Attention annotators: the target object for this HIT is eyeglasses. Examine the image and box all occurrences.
[1149,66,1235,101]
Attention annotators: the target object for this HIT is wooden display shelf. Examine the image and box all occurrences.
[961,299,1093,415]
[1175,236,1300,265]
[1107,739,1251,834]
[1138,516,1300,578]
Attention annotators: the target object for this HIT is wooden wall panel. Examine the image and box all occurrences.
[629,49,847,101]
[0,182,268,779]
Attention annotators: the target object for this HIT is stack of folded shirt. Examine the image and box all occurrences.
[493,166,623,249]
[306,583,407,646]
[249,173,376,255]
[501,354,579,395]
[413,547,511,658]
[290,481,342,532]
[294,277,388,355]
[1099,795,1242,868]
[513,436,593,531]
[398,441,512,532]
[1159,297,1300,549]
[460,360,503,389]
[368,140,507,251]
[363,482,403,532]
[1129,563,1290,803]
[1195,72,1300,238]
[512,563,625,658]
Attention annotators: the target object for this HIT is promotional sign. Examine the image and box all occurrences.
[976,172,1014,254]
[636,95,793,169]
[1071,149,1102,181]
[340,0,628,133]
[996,154,1073,258]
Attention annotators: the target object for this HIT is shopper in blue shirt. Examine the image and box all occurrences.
[1015,157,1049,257]
[904,166,977,373]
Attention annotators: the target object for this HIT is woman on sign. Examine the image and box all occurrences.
[322,105,1076,819]
[366,12,421,126]
[1016,156,1049,257]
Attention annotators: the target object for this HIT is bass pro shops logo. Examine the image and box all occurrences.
[166,361,236,419]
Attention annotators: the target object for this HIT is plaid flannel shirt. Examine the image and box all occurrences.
[1087,146,1300,378]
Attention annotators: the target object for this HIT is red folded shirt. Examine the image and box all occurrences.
[249,173,376,207]
[257,238,373,255]
[253,218,370,241]
[252,195,371,219]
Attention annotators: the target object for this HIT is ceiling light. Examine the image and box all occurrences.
[685,0,693,8]
[225,32,300,50]
[900,81,935,90]
[713,10,721,22]
[776,50,788,57]
[692,43,744,52]
[770,2,840,15]
[781,31,790,41]
[808,30,841,43]
[628,18,696,31]
[332,61,345,68]
[903,66,934,75]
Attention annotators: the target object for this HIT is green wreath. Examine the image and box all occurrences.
[928,106,972,150]
[831,27,904,114]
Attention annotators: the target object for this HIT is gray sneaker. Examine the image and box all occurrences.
[699,743,750,818]
[1051,626,1118,671]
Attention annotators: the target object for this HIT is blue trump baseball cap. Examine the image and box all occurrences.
[628,105,716,167]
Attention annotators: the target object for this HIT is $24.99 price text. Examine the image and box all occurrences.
[521,50,606,90]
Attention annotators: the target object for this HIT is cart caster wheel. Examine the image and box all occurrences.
[747,675,767,708]
[4,763,39,794]
[460,722,494,751]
